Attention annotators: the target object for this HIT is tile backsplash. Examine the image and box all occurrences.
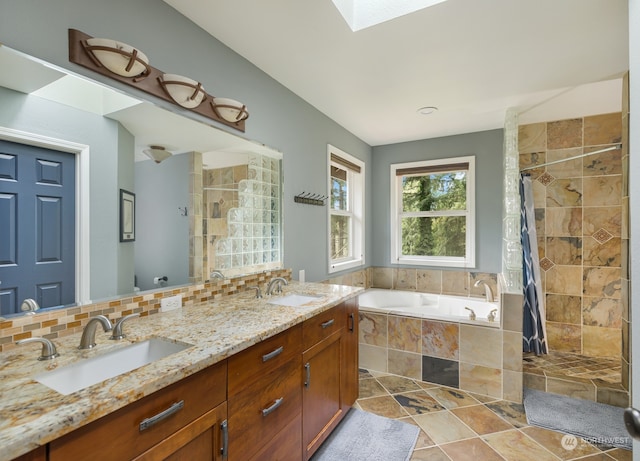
[0,269,291,352]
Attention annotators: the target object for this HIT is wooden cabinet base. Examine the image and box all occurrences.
[133,402,227,461]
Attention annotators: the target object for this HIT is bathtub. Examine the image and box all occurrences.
[358,288,500,327]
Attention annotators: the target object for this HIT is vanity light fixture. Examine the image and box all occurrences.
[158,73,207,109]
[82,38,151,81]
[143,145,172,164]
[211,97,250,124]
[70,29,247,132]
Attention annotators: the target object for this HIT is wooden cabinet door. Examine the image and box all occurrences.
[132,401,227,461]
[342,298,359,410]
[11,446,45,461]
[302,330,343,461]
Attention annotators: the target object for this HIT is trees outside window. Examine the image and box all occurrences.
[390,156,475,268]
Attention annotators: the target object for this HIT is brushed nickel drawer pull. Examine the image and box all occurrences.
[221,419,228,459]
[139,400,184,431]
[262,397,284,417]
[304,362,310,388]
[262,346,284,362]
[321,318,335,329]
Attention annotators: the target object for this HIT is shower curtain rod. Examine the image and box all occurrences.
[520,144,622,171]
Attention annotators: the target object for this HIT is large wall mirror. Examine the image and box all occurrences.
[0,45,283,318]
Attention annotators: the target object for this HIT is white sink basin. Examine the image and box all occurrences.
[267,293,324,307]
[35,338,192,395]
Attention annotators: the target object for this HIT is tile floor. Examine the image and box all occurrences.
[355,369,632,461]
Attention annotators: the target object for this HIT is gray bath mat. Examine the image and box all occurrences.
[523,388,631,450]
[311,408,420,461]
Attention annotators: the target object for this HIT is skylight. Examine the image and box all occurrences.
[331,0,448,31]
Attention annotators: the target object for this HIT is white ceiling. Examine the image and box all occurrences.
[163,0,629,146]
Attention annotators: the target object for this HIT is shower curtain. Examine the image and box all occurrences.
[520,174,548,354]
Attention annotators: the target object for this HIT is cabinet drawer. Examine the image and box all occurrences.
[49,361,227,461]
[248,413,302,461]
[228,324,302,395]
[302,305,345,351]
[228,358,302,460]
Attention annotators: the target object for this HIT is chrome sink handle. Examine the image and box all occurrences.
[248,286,263,299]
[79,315,113,349]
[110,313,140,340]
[16,337,59,361]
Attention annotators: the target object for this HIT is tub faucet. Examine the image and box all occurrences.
[79,315,113,350]
[110,313,140,340]
[267,277,288,295]
[487,308,498,322]
[464,307,476,321]
[474,279,495,302]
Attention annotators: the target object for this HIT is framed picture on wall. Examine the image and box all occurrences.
[120,189,135,242]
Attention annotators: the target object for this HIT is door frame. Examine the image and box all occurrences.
[0,126,91,306]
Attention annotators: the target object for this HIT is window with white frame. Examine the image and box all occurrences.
[328,145,365,273]
[390,156,475,268]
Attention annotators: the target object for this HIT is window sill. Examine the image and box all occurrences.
[329,258,364,274]
[393,256,475,269]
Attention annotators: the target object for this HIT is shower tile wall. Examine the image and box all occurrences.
[519,112,624,359]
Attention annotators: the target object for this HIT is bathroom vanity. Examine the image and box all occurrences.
[3,282,361,461]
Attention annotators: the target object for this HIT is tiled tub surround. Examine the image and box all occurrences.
[0,268,291,353]
[0,280,361,460]
[359,291,523,402]
[518,112,625,359]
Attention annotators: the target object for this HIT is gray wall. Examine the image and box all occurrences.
[371,129,504,274]
[0,86,132,300]
[117,124,135,295]
[0,0,373,283]
[134,154,190,292]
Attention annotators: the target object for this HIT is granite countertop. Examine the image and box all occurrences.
[0,281,362,461]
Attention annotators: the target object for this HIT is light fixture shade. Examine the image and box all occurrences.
[143,145,172,164]
[83,38,150,79]
[159,73,207,109]
[211,97,250,123]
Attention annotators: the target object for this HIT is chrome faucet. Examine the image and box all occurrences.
[487,308,498,322]
[266,277,288,295]
[16,337,59,360]
[79,315,113,349]
[110,313,140,340]
[210,271,224,281]
[474,279,495,302]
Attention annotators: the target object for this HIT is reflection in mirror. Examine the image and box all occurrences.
[0,45,283,317]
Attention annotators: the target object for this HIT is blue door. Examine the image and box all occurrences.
[0,140,76,315]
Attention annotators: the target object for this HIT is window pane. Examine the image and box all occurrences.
[401,216,466,257]
[331,166,348,211]
[331,215,351,259]
[402,172,466,212]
